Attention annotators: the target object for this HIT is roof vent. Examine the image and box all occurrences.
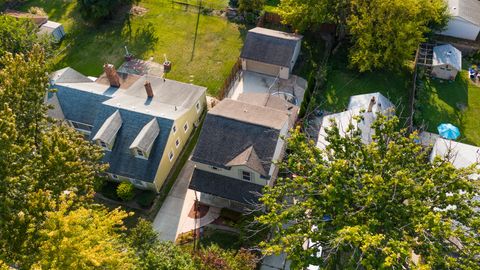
[103,63,121,88]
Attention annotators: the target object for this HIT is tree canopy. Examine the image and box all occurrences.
[257,115,480,269]
[77,0,135,23]
[277,0,448,71]
[0,46,106,268]
[0,15,52,59]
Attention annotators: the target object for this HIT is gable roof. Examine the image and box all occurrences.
[50,67,93,84]
[192,115,282,176]
[448,0,480,26]
[433,44,462,70]
[209,98,290,130]
[241,27,302,67]
[430,138,480,169]
[348,92,395,114]
[225,146,267,176]
[92,110,122,144]
[189,169,263,204]
[129,118,160,153]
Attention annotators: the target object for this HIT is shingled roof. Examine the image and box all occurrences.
[448,0,480,26]
[433,44,462,71]
[189,169,263,204]
[192,99,289,176]
[241,27,302,67]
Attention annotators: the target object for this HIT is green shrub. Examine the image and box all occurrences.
[117,182,135,201]
[137,191,156,208]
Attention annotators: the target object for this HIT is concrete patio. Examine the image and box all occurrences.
[227,71,307,106]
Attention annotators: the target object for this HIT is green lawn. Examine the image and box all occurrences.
[21,0,243,96]
[321,47,411,122]
[415,64,480,146]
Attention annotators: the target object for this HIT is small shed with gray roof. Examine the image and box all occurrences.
[431,44,462,80]
[240,27,302,79]
[440,0,480,40]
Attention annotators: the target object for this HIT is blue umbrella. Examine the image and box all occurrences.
[437,123,460,140]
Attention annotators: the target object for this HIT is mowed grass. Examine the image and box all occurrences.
[21,0,242,96]
[321,47,411,123]
[416,64,480,146]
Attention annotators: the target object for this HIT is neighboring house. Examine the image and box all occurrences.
[431,44,462,80]
[47,64,207,192]
[316,92,394,149]
[5,9,65,41]
[189,97,297,212]
[439,0,480,40]
[240,27,302,79]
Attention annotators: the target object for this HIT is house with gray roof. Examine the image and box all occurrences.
[189,98,295,212]
[431,44,462,80]
[440,0,480,40]
[47,64,207,192]
[240,27,302,79]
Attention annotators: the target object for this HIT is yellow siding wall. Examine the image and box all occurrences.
[152,92,207,191]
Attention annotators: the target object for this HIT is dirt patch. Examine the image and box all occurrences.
[188,203,209,219]
[130,5,148,16]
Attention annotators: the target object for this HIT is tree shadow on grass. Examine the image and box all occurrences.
[54,9,159,76]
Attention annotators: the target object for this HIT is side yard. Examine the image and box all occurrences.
[20,0,243,96]
[415,61,480,145]
[320,45,411,122]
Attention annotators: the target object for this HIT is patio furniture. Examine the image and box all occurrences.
[437,123,460,140]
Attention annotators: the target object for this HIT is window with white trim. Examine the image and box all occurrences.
[110,174,118,180]
[183,122,189,132]
[69,120,93,134]
[168,150,174,161]
[136,149,146,158]
[172,125,177,134]
[241,170,252,181]
[195,102,201,112]
[175,138,180,148]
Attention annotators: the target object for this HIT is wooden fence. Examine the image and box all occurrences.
[218,58,242,100]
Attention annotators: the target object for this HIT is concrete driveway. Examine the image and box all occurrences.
[152,161,196,241]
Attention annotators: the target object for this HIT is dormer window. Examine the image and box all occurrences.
[92,110,122,151]
[241,170,252,181]
[130,118,160,159]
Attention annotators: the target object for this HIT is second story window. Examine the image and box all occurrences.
[169,150,174,161]
[195,102,201,112]
[172,125,177,134]
[175,138,180,148]
[183,122,189,132]
[242,171,252,181]
[136,149,145,157]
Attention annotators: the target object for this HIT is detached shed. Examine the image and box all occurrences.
[440,0,480,41]
[431,44,462,80]
[240,27,302,79]
[38,20,65,42]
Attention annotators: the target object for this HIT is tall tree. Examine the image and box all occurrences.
[256,115,480,269]
[277,0,447,71]
[0,47,106,267]
[32,196,135,270]
[347,0,447,72]
[0,15,52,59]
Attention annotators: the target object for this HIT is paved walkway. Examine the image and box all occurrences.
[152,161,220,241]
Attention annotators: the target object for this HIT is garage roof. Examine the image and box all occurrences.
[241,27,302,67]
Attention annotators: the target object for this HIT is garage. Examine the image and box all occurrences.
[245,59,280,77]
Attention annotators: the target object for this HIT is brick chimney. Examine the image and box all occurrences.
[144,81,154,98]
[367,96,376,112]
[103,63,121,88]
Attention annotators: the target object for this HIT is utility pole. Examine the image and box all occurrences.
[190,0,202,61]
